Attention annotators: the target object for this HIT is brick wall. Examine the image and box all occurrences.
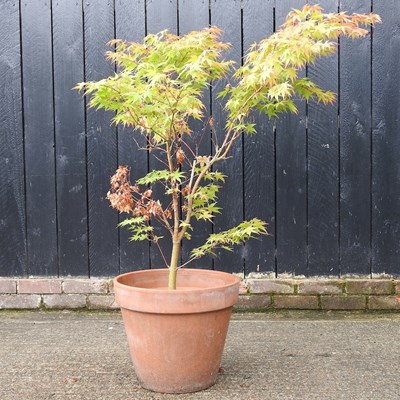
[0,279,117,310]
[0,277,399,311]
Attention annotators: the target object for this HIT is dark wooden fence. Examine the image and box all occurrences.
[1,0,399,278]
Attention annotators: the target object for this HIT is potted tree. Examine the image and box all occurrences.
[77,5,380,394]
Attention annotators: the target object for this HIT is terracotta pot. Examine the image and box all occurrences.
[113,268,240,394]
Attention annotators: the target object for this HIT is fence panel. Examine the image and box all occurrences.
[0,0,399,278]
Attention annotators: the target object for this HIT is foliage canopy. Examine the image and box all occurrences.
[77,5,380,289]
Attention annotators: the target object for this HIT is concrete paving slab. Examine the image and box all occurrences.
[1,311,399,400]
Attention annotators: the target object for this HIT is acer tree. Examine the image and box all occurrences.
[77,5,380,289]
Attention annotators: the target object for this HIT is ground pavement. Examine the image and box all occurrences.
[1,311,399,400]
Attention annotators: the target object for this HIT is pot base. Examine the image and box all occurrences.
[122,307,233,393]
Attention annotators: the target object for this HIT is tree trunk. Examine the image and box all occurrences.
[168,240,181,290]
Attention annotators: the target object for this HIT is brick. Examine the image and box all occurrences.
[346,280,394,295]
[273,295,319,310]
[368,296,400,310]
[239,282,248,294]
[87,295,118,310]
[62,279,108,294]
[247,279,294,294]
[234,295,271,311]
[0,279,17,294]
[109,280,115,294]
[43,294,86,309]
[105,279,113,293]
[298,280,343,295]
[321,296,366,310]
[0,295,41,309]
[18,279,61,294]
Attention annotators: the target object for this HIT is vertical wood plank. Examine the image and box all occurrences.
[179,0,208,32]
[147,0,177,34]
[178,0,212,269]
[372,0,400,275]
[339,0,371,276]
[242,0,275,275]
[0,0,26,276]
[22,1,57,276]
[21,1,57,276]
[115,0,149,273]
[210,0,242,273]
[275,0,308,276]
[307,0,339,276]
[146,0,178,268]
[84,0,119,276]
[53,0,88,276]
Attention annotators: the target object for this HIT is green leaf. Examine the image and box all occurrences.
[190,218,269,259]
[119,217,153,242]
[76,27,233,144]
[136,170,186,186]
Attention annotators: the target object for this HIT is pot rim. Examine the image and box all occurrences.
[113,268,241,314]
[114,268,240,293]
